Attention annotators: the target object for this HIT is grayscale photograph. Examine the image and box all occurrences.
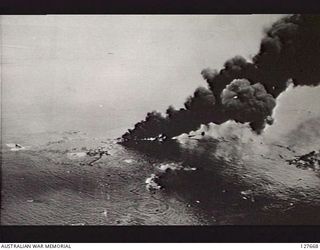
[1,14,320,225]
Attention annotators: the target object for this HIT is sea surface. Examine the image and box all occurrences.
[1,130,208,225]
[1,127,320,225]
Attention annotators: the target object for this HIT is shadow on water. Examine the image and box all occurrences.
[120,139,320,225]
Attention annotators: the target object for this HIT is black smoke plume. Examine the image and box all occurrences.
[122,15,320,141]
[220,79,276,131]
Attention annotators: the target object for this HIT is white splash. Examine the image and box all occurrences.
[124,159,134,164]
[145,174,162,190]
[67,152,87,159]
[6,143,26,151]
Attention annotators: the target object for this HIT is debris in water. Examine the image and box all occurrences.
[86,148,110,166]
[26,199,34,203]
[145,174,162,191]
[158,163,179,172]
[240,190,255,202]
[86,148,110,157]
[158,162,197,172]
[286,150,320,171]
[46,140,65,146]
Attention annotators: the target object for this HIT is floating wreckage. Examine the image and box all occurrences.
[140,134,168,142]
[46,140,65,146]
[240,189,255,202]
[145,174,162,191]
[286,150,320,171]
[145,162,197,191]
[118,133,170,144]
[67,147,111,166]
[86,147,110,166]
[158,162,197,172]
[86,147,110,157]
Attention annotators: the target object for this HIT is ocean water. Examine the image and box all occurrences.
[1,130,208,225]
[2,126,320,225]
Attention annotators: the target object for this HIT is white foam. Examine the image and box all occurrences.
[158,163,181,172]
[158,162,196,172]
[6,143,26,151]
[67,152,87,159]
[145,174,162,190]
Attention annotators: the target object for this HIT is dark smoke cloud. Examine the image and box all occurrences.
[201,56,258,104]
[122,15,320,141]
[221,79,276,132]
[166,86,219,137]
[253,15,320,96]
[184,86,216,111]
[122,111,167,140]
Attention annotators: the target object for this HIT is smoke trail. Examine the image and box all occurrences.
[122,14,320,141]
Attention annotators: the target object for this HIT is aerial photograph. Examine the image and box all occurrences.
[1,14,320,225]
